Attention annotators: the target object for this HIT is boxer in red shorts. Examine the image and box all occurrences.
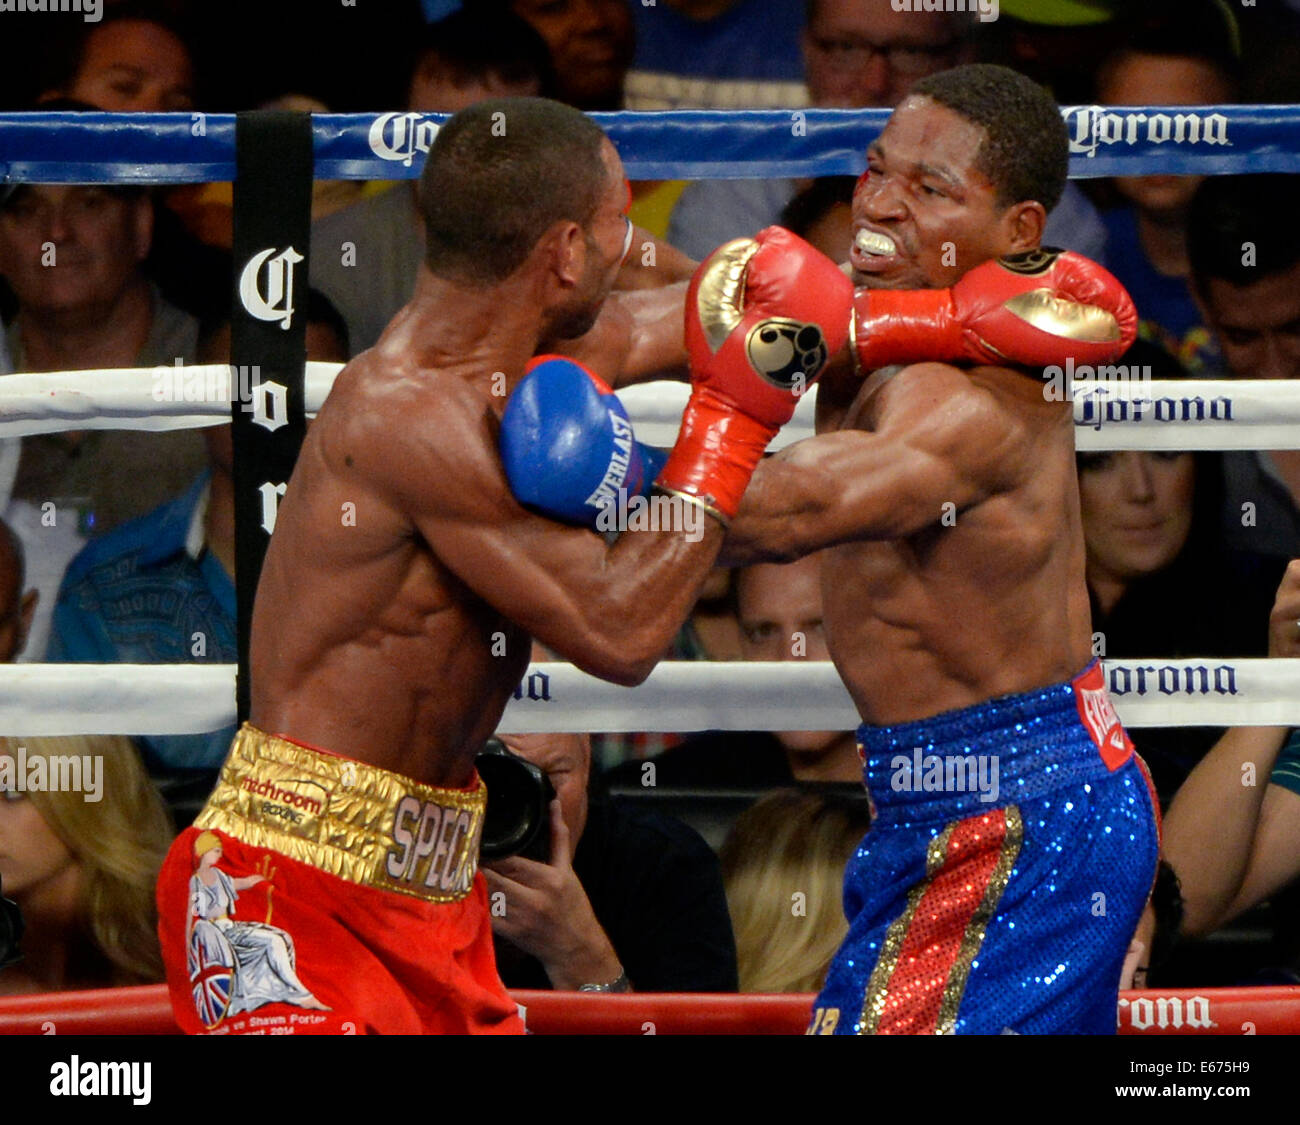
[156,96,839,1034]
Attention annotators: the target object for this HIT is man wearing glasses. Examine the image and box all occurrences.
[667,0,968,260]
[668,0,1105,267]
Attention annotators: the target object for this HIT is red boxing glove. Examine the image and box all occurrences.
[853,248,1138,373]
[658,226,852,523]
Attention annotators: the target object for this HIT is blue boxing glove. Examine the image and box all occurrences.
[500,355,667,528]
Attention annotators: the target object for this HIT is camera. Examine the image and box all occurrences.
[0,873,23,971]
[475,738,554,863]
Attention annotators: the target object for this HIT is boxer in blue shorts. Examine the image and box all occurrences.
[507,66,1150,1034]
[716,64,1157,1034]
[810,661,1158,1034]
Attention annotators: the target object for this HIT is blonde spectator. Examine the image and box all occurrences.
[0,735,173,994]
[720,789,870,993]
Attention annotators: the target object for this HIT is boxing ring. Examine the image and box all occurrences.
[2,104,1300,1035]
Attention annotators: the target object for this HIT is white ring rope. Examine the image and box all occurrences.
[4,359,1299,739]
[2,366,1299,451]
[3,660,1298,737]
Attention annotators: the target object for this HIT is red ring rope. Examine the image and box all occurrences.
[1,984,1296,1035]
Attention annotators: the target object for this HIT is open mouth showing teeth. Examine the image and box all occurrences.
[854,229,897,256]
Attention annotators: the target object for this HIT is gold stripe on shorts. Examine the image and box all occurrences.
[195,723,485,903]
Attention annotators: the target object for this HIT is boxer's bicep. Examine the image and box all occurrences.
[734,431,977,558]
[431,502,718,685]
[392,431,602,607]
[799,368,1023,545]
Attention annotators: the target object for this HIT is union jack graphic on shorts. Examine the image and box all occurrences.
[188,927,234,1030]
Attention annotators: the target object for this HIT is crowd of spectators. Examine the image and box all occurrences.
[1,0,1300,1005]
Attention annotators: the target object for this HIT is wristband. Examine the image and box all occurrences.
[578,969,630,993]
[655,484,730,530]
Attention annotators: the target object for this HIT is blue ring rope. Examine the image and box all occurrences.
[0,105,1298,185]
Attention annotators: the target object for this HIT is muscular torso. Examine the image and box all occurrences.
[818,361,1094,725]
[249,346,528,789]
[249,280,695,786]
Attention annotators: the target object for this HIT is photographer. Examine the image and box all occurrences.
[482,732,737,993]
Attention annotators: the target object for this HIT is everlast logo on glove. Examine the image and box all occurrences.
[746,318,828,390]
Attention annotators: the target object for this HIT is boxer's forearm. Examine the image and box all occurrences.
[719,459,818,567]
[721,443,876,568]
[611,282,690,387]
[1163,725,1288,936]
[721,428,983,567]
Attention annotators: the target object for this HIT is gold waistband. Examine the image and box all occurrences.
[195,723,485,904]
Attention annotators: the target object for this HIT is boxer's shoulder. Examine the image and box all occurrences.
[875,362,1046,423]
[325,352,492,446]
[964,363,1075,431]
[854,361,980,428]
[865,364,1037,489]
[327,359,522,525]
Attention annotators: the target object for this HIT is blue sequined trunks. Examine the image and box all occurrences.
[810,660,1159,1035]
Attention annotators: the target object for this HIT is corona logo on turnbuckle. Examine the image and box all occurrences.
[1073,663,1132,770]
[368,112,440,167]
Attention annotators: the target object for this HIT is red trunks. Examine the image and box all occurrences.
[157,724,524,1035]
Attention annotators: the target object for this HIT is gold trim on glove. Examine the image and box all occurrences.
[653,484,730,529]
[849,300,864,379]
[1001,289,1121,344]
[696,237,761,355]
